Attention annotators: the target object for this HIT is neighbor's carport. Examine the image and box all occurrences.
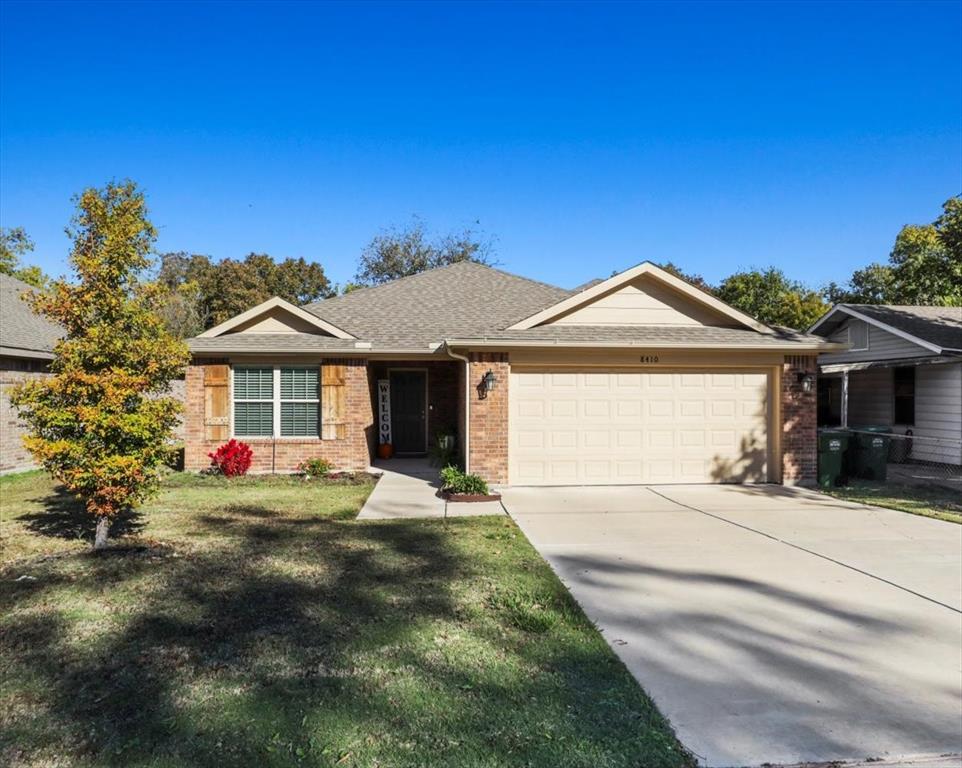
[503,484,962,767]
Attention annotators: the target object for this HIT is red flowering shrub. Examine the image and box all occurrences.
[208,439,253,477]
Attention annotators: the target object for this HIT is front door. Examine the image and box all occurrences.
[390,370,427,454]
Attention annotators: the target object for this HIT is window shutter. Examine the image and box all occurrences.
[321,363,347,440]
[204,364,230,441]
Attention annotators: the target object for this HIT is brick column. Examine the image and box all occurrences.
[467,352,509,484]
[781,355,817,486]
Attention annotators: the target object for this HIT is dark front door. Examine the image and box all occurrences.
[390,370,427,454]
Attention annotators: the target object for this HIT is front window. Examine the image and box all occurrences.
[233,365,320,438]
[893,366,915,425]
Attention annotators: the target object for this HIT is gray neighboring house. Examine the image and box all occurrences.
[0,273,63,474]
[810,304,962,466]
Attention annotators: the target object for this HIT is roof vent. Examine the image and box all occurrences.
[354,341,372,349]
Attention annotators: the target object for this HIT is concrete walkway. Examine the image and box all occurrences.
[357,458,505,519]
[503,484,962,768]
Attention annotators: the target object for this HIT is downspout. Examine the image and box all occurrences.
[444,344,471,474]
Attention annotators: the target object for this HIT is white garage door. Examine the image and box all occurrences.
[509,369,770,485]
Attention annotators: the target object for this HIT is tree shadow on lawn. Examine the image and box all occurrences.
[19,485,144,543]
[0,507,688,768]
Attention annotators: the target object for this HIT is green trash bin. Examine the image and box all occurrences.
[817,430,849,489]
[851,426,892,481]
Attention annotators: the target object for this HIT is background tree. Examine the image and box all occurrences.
[0,226,50,288]
[156,251,334,331]
[354,217,494,286]
[821,196,962,306]
[659,262,715,293]
[716,268,828,330]
[11,181,189,549]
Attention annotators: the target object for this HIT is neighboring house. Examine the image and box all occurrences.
[185,261,841,485]
[810,304,962,466]
[0,274,63,474]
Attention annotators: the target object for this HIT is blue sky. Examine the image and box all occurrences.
[1,0,959,291]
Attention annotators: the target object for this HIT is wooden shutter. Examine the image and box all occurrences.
[321,363,347,440]
[204,364,230,441]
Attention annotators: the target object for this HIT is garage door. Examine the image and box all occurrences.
[509,370,770,485]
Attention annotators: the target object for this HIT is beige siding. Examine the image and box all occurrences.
[820,318,931,364]
[912,363,962,465]
[847,368,892,426]
[229,307,332,335]
[551,275,734,327]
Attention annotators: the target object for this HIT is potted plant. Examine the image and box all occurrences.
[429,427,457,467]
[438,465,501,503]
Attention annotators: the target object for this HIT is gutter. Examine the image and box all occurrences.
[443,344,471,474]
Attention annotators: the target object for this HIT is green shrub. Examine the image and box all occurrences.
[439,465,489,495]
[298,457,333,478]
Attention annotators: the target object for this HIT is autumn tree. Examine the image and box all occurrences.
[716,268,828,330]
[354,217,494,286]
[157,251,333,330]
[0,226,50,288]
[11,181,189,549]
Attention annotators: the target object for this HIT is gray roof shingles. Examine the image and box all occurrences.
[189,261,833,353]
[303,261,572,349]
[0,274,63,356]
[840,304,962,351]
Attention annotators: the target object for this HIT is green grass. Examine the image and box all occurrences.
[825,481,962,524]
[0,471,691,768]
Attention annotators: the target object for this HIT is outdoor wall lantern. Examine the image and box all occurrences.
[796,372,815,393]
[477,369,497,400]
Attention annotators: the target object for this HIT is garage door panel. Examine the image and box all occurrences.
[510,369,770,485]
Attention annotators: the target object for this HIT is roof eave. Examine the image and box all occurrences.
[444,338,846,351]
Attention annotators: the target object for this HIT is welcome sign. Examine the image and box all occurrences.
[377,379,391,444]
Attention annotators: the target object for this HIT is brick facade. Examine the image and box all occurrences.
[467,352,509,484]
[184,357,374,473]
[179,351,818,488]
[781,354,818,486]
[1,362,51,475]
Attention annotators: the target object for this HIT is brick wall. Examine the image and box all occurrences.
[184,357,374,473]
[467,352,509,484]
[782,355,818,486]
[1,363,50,475]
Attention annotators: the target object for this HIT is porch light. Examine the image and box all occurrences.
[797,372,815,393]
[483,369,497,391]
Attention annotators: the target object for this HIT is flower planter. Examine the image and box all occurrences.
[440,491,502,503]
[377,442,394,460]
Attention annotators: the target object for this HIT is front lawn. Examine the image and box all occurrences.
[825,480,962,525]
[0,471,691,768]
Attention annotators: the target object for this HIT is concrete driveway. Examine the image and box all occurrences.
[502,484,962,768]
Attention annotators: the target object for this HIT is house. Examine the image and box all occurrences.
[0,274,63,474]
[809,304,962,466]
[185,261,843,485]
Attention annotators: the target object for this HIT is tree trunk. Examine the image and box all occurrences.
[94,517,110,550]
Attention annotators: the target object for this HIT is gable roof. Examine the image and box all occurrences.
[303,261,572,349]
[188,260,840,354]
[0,274,63,359]
[506,261,773,333]
[198,296,356,339]
[809,304,962,353]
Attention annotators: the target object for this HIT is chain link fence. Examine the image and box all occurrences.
[842,428,962,492]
